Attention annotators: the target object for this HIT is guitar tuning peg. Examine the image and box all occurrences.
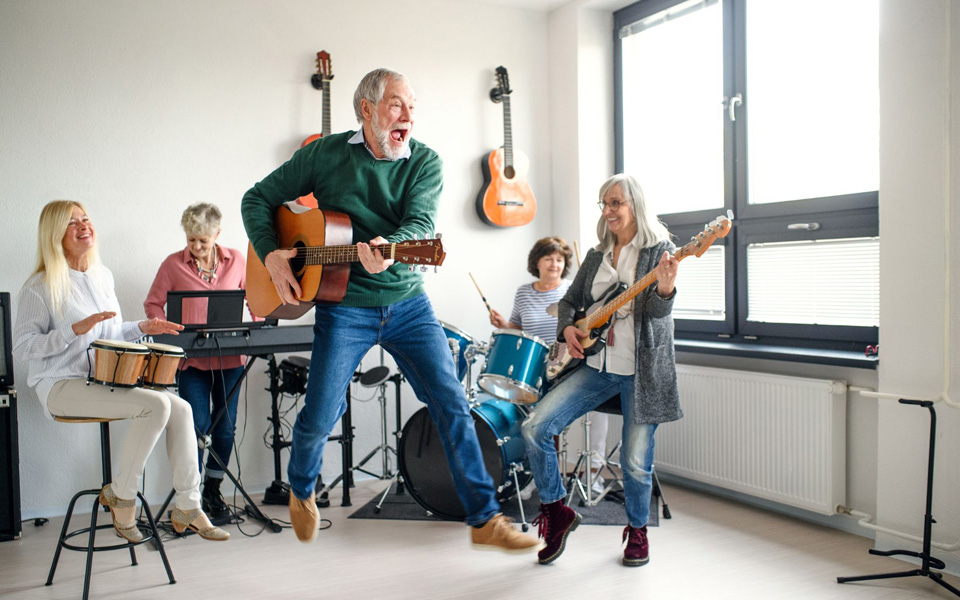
[408,265,415,272]
[420,266,427,272]
[435,232,443,239]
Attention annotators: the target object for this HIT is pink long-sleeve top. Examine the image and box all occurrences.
[144,245,247,370]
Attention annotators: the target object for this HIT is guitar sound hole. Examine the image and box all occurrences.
[504,166,516,180]
[290,243,306,275]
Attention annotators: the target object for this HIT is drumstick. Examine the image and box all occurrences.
[573,241,582,267]
[468,272,494,315]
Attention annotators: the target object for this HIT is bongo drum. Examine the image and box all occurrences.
[88,340,150,389]
[142,343,186,388]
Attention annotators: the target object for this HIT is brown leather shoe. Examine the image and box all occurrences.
[289,491,319,542]
[470,514,543,553]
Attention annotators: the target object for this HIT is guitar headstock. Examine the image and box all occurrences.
[310,50,334,89]
[677,213,733,260]
[490,66,512,103]
[391,238,446,268]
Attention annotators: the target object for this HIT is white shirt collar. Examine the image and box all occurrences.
[348,128,412,161]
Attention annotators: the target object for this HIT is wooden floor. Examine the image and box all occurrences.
[2,480,958,600]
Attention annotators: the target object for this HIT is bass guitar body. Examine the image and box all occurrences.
[246,206,352,320]
[476,147,536,227]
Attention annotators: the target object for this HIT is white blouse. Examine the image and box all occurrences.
[13,266,143,417]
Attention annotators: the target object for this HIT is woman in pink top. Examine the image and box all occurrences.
[144,203,247,520]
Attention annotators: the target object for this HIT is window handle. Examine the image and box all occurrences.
[728,93,742,121]
[787,222,821,231]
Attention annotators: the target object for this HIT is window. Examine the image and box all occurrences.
[614,0,879,352]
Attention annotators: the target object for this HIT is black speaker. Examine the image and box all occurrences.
[0,387,20,541]
[0,292,20,541]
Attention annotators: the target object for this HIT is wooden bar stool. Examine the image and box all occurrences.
[46,416,175,600]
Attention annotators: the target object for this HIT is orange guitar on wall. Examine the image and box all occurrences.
[476,66,536,227]
[296,50,333,209]
[246,203,447,320]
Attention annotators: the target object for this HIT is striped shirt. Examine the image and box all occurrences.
[13,267,144,418]
[509,280,571,345]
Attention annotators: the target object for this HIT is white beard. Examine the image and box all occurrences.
[371,118,408,161]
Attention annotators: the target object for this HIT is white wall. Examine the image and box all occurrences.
[4,0,960,578]
[0,0,552,517]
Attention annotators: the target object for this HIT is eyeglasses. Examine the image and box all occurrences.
[597,200,627,211]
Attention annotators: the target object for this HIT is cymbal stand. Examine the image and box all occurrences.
[837,399,960,596]
[353,366,398,482]
[373,372,406,513]
[565,413,620,507]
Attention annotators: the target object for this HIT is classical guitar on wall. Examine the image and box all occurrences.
[296,50,333,209]
[246,203,447,320]
[476,66,536,227]
[545,213,733,381]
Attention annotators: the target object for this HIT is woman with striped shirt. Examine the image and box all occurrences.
[488,236,572,345]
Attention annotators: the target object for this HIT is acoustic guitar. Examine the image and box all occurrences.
[296,50,333,209]
[476,66,536,227]
[246,203,447,319]
[545,214,733,381]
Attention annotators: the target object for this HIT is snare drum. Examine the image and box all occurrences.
[142,343,186,387]
[439,321,478,382]
[88,339,150,389]
[398,394,531,520]
[477,329,549,405]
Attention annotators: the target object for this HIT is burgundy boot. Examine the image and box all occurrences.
[622,525,649,566]
[532,499,582,565]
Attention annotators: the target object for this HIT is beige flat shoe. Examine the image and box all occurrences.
[98,484,143,543]
[171,507,230,541]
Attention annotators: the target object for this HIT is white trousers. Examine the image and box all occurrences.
[590,412,610,469]
[47,378,201,510]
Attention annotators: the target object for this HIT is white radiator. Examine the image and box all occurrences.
[656,365,847,515]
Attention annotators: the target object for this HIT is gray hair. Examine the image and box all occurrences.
[595,174,671,249]
[353,68,407,123]
[181,202,222,236]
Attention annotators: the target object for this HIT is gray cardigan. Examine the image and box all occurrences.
[556,241,682,425]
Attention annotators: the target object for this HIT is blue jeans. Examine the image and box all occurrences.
[178,366,244,479]
[288,293,500,526]
[522,365,658,528]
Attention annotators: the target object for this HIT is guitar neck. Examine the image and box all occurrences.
[502,95,513,168]
[298,244,371,265]
[321,80,331,137]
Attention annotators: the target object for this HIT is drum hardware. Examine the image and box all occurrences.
[440,320,480,383]
[353,366,399,481]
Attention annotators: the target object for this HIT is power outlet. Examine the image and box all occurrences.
[0,393,8,408]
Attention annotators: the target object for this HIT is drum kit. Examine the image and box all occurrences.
[86,339,186,390]
[397,321,551,525]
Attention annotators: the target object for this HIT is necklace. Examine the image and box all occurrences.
[194,247,219,283]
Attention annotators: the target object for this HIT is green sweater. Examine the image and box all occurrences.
[242,131,443,307]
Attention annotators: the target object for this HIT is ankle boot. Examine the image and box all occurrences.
[531,499,582,565]
[201,477,229,520]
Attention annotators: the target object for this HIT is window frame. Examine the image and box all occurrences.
[613,0,879,358]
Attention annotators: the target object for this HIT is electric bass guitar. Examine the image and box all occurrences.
[545,214,733,381]
[297,50,333,209]
[476,66,536,227]
[246,203,446,320]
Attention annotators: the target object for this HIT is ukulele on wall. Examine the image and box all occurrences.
[476,66,536,227]
[296,50,333,209]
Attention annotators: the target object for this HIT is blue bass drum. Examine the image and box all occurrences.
[398,394,531,520]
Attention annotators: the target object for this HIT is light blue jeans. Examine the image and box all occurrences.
[522,365,658,528]
[287,293,500,526]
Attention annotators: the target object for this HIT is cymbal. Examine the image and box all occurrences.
[546,302,558,317]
